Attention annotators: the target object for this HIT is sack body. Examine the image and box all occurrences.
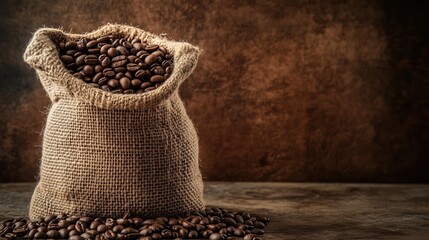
[24,24,205,219]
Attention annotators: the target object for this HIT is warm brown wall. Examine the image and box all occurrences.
[0,0,428,183]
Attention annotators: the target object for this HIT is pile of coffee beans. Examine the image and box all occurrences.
[57,35,174,94]
[0,207,269,240]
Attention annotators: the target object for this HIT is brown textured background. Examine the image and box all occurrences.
[0,0,428,183]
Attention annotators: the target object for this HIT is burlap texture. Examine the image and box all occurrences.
[24,24,205,219]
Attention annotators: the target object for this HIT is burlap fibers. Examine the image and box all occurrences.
[23,24,205,219]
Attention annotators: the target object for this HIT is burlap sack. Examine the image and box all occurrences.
[24,24,205,219]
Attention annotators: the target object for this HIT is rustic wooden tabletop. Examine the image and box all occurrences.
[1,182,428,240]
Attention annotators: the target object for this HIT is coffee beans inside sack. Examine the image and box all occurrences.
[23,24,205,219]
[58,35,174,94]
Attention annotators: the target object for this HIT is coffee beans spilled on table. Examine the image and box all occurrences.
[57,35,174,94]
[0,207,269,240]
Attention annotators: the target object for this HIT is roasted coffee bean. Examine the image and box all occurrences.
[116,46,129,56]
[60,55,74,64]
[46,229,60,238]
[58,228,69,238]
[144,54,157,65]
[209,232,224,240]
[254,221,265,229]
[234,228,245,237]
[86,40,98,48]
[119,77,131,90]
[251,228,265,235]
[188,230,199,238]
[179,228,188,238]
[28,228,38,238]
[135,69,146,79]
[149,75,165,83]
[151,232,162,239]
[244,233,257,240]
[145,44,159,52]
[33,231,46,239]
[65,41,77,50]
[127,63,140,72]
[113,224,125,233]
[140,228,152,236]
[97,36,111,43]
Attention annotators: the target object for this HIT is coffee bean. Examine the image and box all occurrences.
[97,36,111,43]
[151,233,162,239]
[254,221,265,229]
[46,229,60,238]
[188,230,199,238]
[244,233,257,240]
[144,54,157,65]
[135,69,146,79]
[145,44,159,52]
[65,41,77,50]
[140,228,152,236]
[33,231,46,239]
[75,54,86,66]
[127,63,140,72]
[104,229,116,238]
[114,67,127,73]
[150,75,165,83]
[116,46,129,56]
[86,40,98,48]
[118,77,131,90]
[83,65,95,76]
[103,69,116,78]
[60,55,74,64]
[234,215,244,224]
[112,59,128,68]
[209,232,224,240]
[58,228,69,238]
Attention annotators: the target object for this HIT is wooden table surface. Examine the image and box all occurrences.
[0,182,428,240]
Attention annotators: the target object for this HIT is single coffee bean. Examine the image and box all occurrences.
[46,229,60,238]
[75,54,86,66]
[107,47,119,58]
[60,55,74,64]
[244,233,257,240]
[112,224,124,233]
[179,228,188,238]
[119,77,131,90]
[139,237,152,240]
[188,230,198,238]
[85,54,98,65]
[254,221,265,229]
[28,229,38,238]
[161,229,172,238]
[58,228,69,238]
[234,215,244,224]
[140,228,152,236]
[149,75,165,83]
[83,65,95,76]
[209,232,224,240]
[144,54,157,65]
[97,36,111,43]
[116,46,129,56]
[65,41,77,50]
[111,59,128,68]
[114,67,127,73]
[145,44,159,52]
[33,231,46,239]
[251,228,265,235]
[93,72,103,83]
[86,40,98,48]
[150,233,161,239]
[135,69,146,79]
[234,228,245,237]
[223,217,237,226]
[127,63,140,72]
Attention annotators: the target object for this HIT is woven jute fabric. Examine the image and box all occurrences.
[24,24,205,219]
